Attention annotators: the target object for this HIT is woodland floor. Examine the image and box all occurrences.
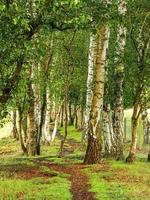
[0,126,150,200]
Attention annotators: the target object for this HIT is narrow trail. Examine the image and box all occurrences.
[37,161,95,200]
[35,135,96,200]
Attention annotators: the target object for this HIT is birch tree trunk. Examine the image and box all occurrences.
[102,104,114,156]
[102,37,114,156]
[59,104,64,127]
[77,106,84,131]
[126,102,140,162]
[28,106,36,156]
[68,103,74,125]
[43,88,51,143]
[22,114,28,143]
[11,110,18,139]
[142,110,150,144]
[83,35,95,142]
[27,68,37,156]
[51,103,62,142]
[59,97,68,157]
[113,0,127,160]
[126,15,150,162]
[18,108,28,155]
[84,25,110,164]
[58,33,74,156]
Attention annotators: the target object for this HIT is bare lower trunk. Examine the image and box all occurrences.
[84,25,110,164]
[84,134,102,164]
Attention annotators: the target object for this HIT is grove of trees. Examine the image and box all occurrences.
[0,0,150,164]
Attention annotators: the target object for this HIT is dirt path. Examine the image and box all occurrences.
[35,133,96,199]
[37,160,95,200]
[36,134,95,199]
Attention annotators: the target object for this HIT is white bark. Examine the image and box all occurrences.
[84,25,110,164]
[102,105,114,154]
[43,88,51,143]
[113,0,127,159]
[83,34,95,141]
[33,63,41,131]
[51,103,63,142]
[142,110,150,144]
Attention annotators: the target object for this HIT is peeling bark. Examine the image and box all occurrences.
[83,34,95,142]
[84,25,110,164]
[113,0,127,160]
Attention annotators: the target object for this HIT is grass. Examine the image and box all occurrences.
[59,125,82,142]
[0,123,150,200]
[0,177,71,200]
[0,135,72,199]
[84,160,150,200]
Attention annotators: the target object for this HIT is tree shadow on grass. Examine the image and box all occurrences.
[0,163,58,180]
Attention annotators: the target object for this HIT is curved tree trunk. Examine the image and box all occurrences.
[84,25,110,164]
[126,103,140,163]
[51,103,63,142]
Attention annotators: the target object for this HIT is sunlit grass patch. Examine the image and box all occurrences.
[59,125,82,142]
[84,160,150,200]
[0,176,71,200]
